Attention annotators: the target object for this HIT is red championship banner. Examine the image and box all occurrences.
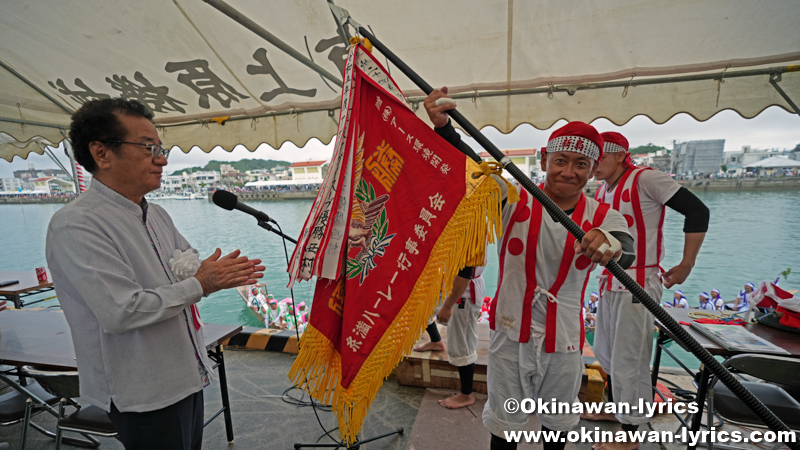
[287,40,505,444]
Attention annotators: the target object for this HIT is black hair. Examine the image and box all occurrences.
[68,98,154,173]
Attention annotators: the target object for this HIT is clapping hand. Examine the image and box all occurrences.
[194,249,265,296]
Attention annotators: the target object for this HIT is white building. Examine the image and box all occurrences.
[289,161,328,182]
[1,177,23,192]
[246,169,271,182]
[161,174,186,191]
[725,146,792,169]
[272,167,290,180]
[746,156,800,175]
[187,171,221,190]
[32,177,76,194]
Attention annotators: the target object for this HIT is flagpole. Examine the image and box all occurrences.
[356,26,798,445]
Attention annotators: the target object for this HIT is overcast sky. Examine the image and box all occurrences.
[2,106,798,178]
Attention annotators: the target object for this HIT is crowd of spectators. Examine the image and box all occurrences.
[218,183,322,194]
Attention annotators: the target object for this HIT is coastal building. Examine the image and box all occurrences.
[218,164,247,186]
[725,145,795,169]
[652,152,672,173]
[272,166,290,180]
[161,174,186,191]
[246,169,271,182]
[746,156,800,176]
[631,149,671,173]
[31,176,76,194]
[13,164,69,182]
[186,171,221,190]
[670,139,725,175]
[1,177,25,192]
[221,170,248,186]
[724,164,745,177]
[289,161,328,183]
[478,149,539,180]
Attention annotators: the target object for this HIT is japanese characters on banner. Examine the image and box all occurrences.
[287,41,504,446]
[47,37,348,114]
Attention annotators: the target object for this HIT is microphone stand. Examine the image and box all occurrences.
[254,216,404,448]
[257,220,297,244]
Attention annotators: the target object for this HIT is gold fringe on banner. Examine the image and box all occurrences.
[288,159,508,445]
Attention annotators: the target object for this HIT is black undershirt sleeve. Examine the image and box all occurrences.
[664,187,710,233]
[457,266,476,279]
[435,120,480,161]
[609,230,635,270]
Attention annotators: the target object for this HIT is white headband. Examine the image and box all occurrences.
[546,136,600,160]
[603,142,627,154]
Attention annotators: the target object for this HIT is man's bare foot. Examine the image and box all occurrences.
[593,439,641,450]
[413,340,445,352]
[439,393,475,409]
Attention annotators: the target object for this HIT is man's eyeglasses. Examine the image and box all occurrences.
[103,140,170,159]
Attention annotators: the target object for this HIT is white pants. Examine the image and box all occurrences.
[593,273,661,425]
[482,330,583,435]
[447,298,480,367]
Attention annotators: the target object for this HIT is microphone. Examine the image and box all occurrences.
[212,190,276,224]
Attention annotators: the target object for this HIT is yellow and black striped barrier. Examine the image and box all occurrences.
[224,327,302,354]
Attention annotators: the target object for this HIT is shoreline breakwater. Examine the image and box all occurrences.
[586,176,800,196]
[4,178,800,205]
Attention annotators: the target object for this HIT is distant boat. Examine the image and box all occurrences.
[173,191,206,200]
[145,191,206,200]
[236,285,267,325]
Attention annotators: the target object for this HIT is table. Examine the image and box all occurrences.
[651,308,800,450]
[0,270,55,309]
[0,309,242,442]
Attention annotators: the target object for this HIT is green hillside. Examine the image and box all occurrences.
[630,143,668,155]
[170,159,291,176]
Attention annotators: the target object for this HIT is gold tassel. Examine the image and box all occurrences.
[474,161,520,205]
[349,37,373,53]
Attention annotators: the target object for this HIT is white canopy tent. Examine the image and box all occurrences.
[244,179,321,187]
[746,156,800,168]
[2,0,799,165]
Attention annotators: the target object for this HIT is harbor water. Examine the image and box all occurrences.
[2,189,799,368]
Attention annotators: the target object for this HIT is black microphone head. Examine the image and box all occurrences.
[212,190,238,211]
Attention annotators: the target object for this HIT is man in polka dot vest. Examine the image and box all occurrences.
[587,131,709,450]
[425,87,636,450]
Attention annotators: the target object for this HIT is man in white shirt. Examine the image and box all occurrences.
[47,98,265,450]
[709,289,724,310]
[664,290,690,309]
[698,292,715,310]
[588,131,708,450]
